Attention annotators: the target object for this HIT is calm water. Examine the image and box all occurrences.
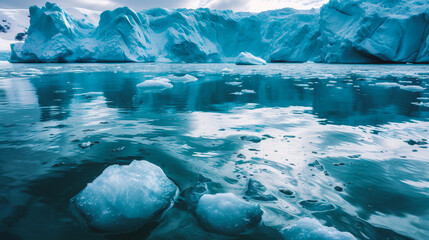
[0,62,428,240]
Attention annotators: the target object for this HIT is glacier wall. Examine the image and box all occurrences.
[10,0,429,63]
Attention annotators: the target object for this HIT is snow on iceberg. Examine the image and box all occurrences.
[71,160,178,232]
[195,193,263,235]
[235,52,266,65]
[136,77,173,89]
[10,1,429,63]
[282,218,356,240]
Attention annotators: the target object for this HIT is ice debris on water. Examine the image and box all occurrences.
[374,82,426,92]
[71,160,178,233]
[168,74,198,83]
[240,135,262,143]
[78,141,98,149]
[136,77,173,89]
[279,189,294,196]
[178,182,209,210]
[225,81,242,86]
[405,139,427,146]
[282,218,356,240]
[195,193,263,235]
[245,179,277,201]
[111,146,125,152]
[300,200,335,212]
[308,160,324,171]
[241,89,256,94]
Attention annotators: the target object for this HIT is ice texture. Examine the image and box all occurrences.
[71,160,178,232]
[9,1,429,63]
[235,52,267,65]
[283,218,356,240]
[195,193,263,235]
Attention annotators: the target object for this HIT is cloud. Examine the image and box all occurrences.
[0,0,328,12]
[75,0,119,8]
[200,0,251,11]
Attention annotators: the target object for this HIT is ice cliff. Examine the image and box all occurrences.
[9,0,429,63]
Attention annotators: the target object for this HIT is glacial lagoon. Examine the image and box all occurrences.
[0,62,428,239]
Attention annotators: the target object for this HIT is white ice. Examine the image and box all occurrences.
[136,77,173,89]
[168,74,198,83]
[235,52,267,65]
[72,160,178,232]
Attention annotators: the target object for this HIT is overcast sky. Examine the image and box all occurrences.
[0,0,328,12]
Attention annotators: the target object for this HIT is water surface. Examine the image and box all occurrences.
[0,62,428,240]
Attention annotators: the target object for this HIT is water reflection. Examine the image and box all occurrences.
[0,63,428,240]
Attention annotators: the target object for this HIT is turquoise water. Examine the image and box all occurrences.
[0,62,428,239]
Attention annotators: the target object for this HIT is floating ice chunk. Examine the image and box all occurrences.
[136,77,173,89]
[111,146,125,152]
[412,102,429,108]
[169,74,198,83]
[231,89,257,95]
[241,89,256,94]
[283,218,356,240]
[177,174,212,210]
[300,200,335,212]
[240,135,262,143]
[221,67,234,73]
[374,82,426,92]
[225,81,242,86]
[235,52,266,65]
[195,193,263,235]
[245,179,277,201]
[399,85,426,92]
[78,141,98,149]
[71,160,178,232]
[374,82,401,88]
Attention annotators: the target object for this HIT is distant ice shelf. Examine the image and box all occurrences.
[7,1,429,63]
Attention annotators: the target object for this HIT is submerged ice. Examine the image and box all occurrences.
[10,0,429,63]
[71,160,178,233]
[195,193,263,235]
[283,218,356,240]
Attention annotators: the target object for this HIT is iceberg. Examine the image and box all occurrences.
[9,1,429,63]
[168,74,198,83]
[136,77,173,89]
[235,52,267,65]
[195,193,263,235]
[71,160,178,233]
[283,218,356,240]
